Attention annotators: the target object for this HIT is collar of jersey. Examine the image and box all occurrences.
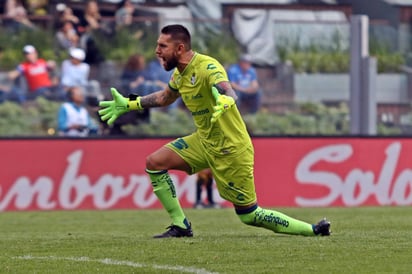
[178,52,198,76]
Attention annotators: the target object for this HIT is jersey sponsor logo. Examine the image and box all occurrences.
[191,108,209,116]
[28,65,47,75]
[192,94,202,99]
[171,138,189,150]
[207,63,217,70]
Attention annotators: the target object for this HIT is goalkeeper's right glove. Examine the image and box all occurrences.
[98,87,143,125]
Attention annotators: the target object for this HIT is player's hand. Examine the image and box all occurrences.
[211,87,235,123]
[98,88,132,125]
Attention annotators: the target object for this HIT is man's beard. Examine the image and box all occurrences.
[164,57,178,71]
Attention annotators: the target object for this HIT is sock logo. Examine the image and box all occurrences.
[255,210,289,228]
[161,174,177,198]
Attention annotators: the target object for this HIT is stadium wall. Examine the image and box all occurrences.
[0,137,411,211]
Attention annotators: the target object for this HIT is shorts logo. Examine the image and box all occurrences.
[171,138,189,150]
[227,182,245,201]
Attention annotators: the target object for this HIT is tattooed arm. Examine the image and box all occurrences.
[214,81,238,101]
[140,86,180,108]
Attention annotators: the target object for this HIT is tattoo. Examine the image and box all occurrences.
[140,88,180,108]
[141,92,160,108]
[215,81,238,101]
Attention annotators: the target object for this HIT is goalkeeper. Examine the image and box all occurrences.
[99,24,331,238]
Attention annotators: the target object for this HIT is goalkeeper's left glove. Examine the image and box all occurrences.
[98,87,143,125]
[211,86,235,123]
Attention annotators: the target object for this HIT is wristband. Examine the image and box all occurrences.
[128,94,143,110]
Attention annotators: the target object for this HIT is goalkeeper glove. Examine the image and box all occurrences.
[211,86,235,123]
[98,87,143,125]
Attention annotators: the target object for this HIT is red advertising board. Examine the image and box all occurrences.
[1,138,411,211]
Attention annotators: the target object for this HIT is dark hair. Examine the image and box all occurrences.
[124,53,145,71]
[161,24,191,50]
[66,86,75,101]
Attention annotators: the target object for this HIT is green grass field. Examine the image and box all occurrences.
[0,207,411,274]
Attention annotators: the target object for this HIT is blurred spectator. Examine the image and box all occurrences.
[193,169,218,209]
[8,45,59,102]
[79,0,101,32]
[115,0,135,29]
[4,0,36,32]
[54,3,80,31]
[227,54,261,114]
[121,54,165,96]
[106,53,153,136]
[146,56,172,89]
[26,0,48,16]
[60,47,103,106]
[57,86,99,137]
[77,1,106,65]
[121,53,150,95]
[79,0,112,36]
[55,21,80,51]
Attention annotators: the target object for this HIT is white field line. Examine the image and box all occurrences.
[13,255,219,274]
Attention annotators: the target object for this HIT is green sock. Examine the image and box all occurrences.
[237,205,315,236]
[146,169,189,229]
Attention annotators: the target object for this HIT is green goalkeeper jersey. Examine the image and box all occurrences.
[168,52,252,156]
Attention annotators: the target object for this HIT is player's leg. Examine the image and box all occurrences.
[235,203,330,236]
[146,146,191,236]
[210,145,330,236]
[147,133,208,238]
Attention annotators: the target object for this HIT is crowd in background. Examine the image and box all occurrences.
[0,0,262,137]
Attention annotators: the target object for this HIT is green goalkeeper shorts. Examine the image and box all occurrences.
[165,132,257,206]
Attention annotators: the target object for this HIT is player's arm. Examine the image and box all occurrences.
[98,86,179,125]
[140,85,180,108]
[213,81,238,101]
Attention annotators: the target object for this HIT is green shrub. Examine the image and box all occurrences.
[276,31,405,73]
[0,97,60,136]
[0,98,407,137]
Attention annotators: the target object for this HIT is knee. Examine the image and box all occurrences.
[146,154,160,171]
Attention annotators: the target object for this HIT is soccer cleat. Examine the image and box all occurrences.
[313,218,331,236]
[153,225,193,238]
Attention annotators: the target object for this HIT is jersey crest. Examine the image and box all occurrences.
[190,73,196,85]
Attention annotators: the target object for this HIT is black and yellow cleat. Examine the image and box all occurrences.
[313,218,331,236]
